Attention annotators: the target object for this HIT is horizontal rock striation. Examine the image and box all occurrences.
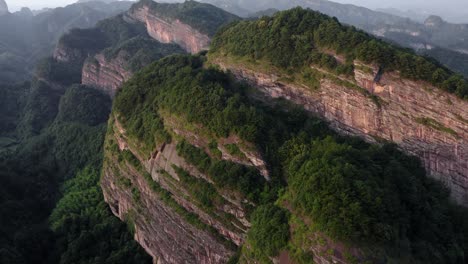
[215,59,468,205]
[102,116,258,263]
[127,5,211,54]
[82,54,132,97]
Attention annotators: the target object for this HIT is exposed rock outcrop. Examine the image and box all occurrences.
[214,58,468,205]
[82,54,132,97]
[127,4,211,53]
[101,116,263,263]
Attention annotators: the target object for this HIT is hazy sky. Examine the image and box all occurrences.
[6,0,468,22]
[334,0,468,9]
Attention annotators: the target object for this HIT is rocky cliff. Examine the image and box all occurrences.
[126,0,238,54]
[212,56,468,205]
[101,111,269,263]
[55,1,234,96]
[81,37,185,96]
[82,54,133,97]
[127,5,211,54]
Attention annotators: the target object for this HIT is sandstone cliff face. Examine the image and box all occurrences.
[214,59,468,205]
[82,54,132,97]
[101,115,267,263]
[127,5,211,54]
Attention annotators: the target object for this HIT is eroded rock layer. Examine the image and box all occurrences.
[215,59,468,205]
[127,5,211,54]
[101,115,267,263]
[82,54,132,97]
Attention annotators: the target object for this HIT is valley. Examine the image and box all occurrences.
[0,1,467,264]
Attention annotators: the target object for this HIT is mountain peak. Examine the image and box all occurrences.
[0,0,8,15]
[424,15,445,27]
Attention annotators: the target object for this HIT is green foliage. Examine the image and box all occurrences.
[59,15,146,53]
[211,7,468,99]
[56,85,111,126]
[113,55,265,155]
[49,167,151,264]
[56,14,149,67]
[247,204,289,257]
[415,117,458,137]
[176,140,266,202]
[280,136,467,262]
[133,0,240,36]
[208,140,222,159]
[0,82,29,136]
[173,165,223,210]
[138,166,235,249]
[112,53,468,263]
[224,144,246,159]
[102,36,186,72]
[17,80,64,137]
[0,68,151,263]
[35,57,82,86]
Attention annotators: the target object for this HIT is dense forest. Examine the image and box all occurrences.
[131,0,240,36]
[0,84,151,263]
[211,7,468,99]
[113,54,468,263]
[1,1,468,264]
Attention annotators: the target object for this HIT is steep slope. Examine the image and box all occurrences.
[103,55,268,263]
[103,54,468,264]
[82,37,185,96]
[0,1,133,83]
[0,2,242,263]
[197,0,468,76]
[126,0,239,53]
[75,0,234,96]
[209,8,468,205]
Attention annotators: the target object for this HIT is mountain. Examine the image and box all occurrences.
[127,0,239,53]
[376,7,429,23]
[186,0,468,77]
[0,0,7,15]
[0,1,134,84]
[53,0,237,96]
[0,1,241,263]
[98,5,468,264]
[1,1,468,264]
[210,7,468,203]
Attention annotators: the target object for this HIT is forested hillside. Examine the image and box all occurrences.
[107,53,468,263]
[0,1,133,84]
[211,8,468,99]
[0,1,241,263]
[1,1,468,264]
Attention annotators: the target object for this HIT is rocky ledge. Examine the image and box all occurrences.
[214,58,468,205]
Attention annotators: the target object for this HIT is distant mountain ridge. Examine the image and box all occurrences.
[188,0,468,77]
[0,0,7,15]
[0,0,133,83]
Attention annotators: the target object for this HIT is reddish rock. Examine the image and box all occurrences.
[102,117,256,263]
[82,53,133,97]
[127,5,211,54]
[215,59,468,205]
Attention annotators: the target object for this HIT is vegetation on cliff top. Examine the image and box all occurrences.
[132,0,240,36]
[57,14,149,64]
[102,36,186,72]
[49,167,151,264]
[0,85,150,263]
[211,7,468,99]
[112,54,468,263]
